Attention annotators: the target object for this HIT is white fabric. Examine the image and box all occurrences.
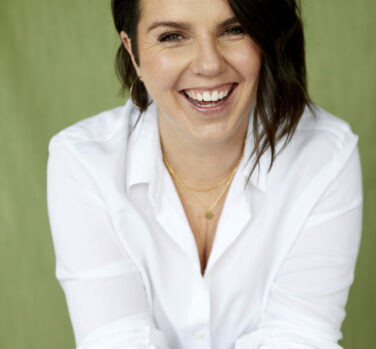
[47,99,363,349]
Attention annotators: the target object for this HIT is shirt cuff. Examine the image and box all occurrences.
[234,326,343,349]
[76,312,169,349]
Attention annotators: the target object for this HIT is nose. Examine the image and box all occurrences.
[190,37,226,77]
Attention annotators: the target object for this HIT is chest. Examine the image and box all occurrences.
[190,214,218,277]
[173,185,228,276]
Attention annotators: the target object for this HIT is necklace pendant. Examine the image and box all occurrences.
[205,211,214,219]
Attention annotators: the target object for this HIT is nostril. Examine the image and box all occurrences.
[192,58,226,77]
[190,43,226,76]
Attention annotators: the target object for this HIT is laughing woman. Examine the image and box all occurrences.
[47,0,363,348]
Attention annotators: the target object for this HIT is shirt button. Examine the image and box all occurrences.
[194,331,205,340]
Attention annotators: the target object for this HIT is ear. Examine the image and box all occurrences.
[120,31,141,77]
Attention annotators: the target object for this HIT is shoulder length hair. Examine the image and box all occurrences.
[111,0,312,182]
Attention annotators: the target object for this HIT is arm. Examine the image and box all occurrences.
[47,138,169,349]
[235,145,363,349]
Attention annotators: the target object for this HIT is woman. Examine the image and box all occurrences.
[47,0,363,348]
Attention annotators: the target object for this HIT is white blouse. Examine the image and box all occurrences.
[47,100,363,349]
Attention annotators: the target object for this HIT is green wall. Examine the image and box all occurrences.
[0,1,374,348]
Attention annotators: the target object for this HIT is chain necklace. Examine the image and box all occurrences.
[162,151,244,219]
[174,169,235,192]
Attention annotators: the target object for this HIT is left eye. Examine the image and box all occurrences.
[223,26,245,36]
[159,33,184,42]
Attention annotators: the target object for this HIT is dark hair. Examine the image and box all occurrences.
[111,0,312,181]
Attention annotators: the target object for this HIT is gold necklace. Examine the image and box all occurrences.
[162,152,244,219]
[170,164,237,192]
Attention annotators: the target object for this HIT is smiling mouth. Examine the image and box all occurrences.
[181,83,237,108]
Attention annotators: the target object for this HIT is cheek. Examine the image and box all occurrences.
[227,43,262,80]
[240,55,262,80]
[141,50,188,93]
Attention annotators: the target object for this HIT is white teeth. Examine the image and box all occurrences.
[212,91,219,101]
[203,92,211,102]
[185,86,232,102]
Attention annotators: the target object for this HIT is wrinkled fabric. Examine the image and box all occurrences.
[47,100,363,348]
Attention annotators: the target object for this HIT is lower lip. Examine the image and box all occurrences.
[180,84,238,115]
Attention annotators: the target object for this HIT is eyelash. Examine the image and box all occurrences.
[158,26,245,42]
[159,32,184,42]
[223,26,245,36]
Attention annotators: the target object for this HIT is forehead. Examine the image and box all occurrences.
[139,0,235,24]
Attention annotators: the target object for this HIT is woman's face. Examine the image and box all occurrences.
[122,0,262,144]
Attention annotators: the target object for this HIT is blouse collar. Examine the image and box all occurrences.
[125,101,269,196]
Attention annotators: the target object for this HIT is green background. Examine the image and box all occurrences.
[0,1,375,348]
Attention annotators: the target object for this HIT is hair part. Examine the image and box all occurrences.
[111,0,313,182]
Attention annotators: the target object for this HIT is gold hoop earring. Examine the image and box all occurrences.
[130,76,152,110]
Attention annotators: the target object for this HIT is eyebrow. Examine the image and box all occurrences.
[146,16,239,33]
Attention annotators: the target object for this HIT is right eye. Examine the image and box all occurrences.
[158,32,184,42]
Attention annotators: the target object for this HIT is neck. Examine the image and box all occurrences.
[158,114,249,189]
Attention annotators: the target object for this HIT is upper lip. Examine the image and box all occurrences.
[181,82,236,92]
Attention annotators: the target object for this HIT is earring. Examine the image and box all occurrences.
[129,76,152,110]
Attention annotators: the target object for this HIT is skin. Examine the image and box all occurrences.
[121,0,262,275]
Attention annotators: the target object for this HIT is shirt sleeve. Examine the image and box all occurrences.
[47,137,170,349]
[234,143,363,349]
